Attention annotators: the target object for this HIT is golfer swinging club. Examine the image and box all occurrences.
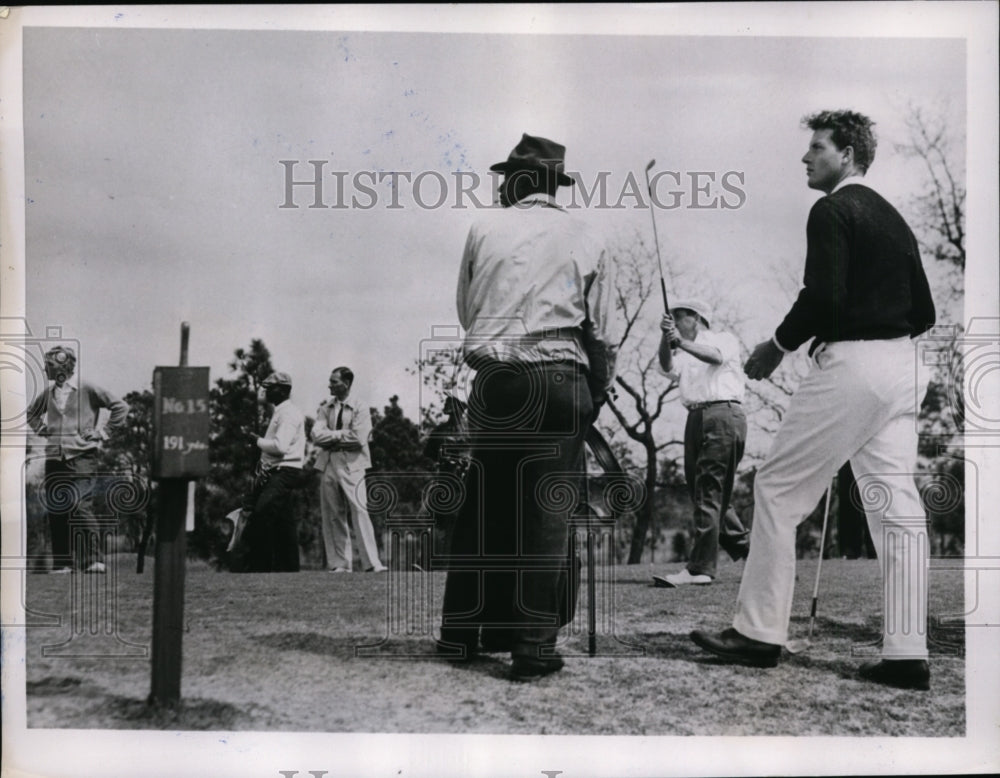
[655,298,750,587]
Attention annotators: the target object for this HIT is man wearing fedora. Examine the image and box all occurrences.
[242,371,306,572]
[654,299,750,588]
[437,133,618,681]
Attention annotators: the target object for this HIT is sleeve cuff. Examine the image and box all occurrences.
[771,334,792,354]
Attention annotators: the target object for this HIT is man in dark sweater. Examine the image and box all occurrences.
[690,110,936,690]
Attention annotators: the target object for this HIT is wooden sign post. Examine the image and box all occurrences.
[149,323,210,706]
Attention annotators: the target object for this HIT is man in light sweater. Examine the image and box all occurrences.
[27,345,129,574]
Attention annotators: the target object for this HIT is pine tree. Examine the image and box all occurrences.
[192,340,275,563]
[368,395,432,514]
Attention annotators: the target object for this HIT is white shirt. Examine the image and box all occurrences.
[456,194,619,393]
[52,383,73,413]
[831,174,871,194]
[667,329,745,408]
[257,399,306,469]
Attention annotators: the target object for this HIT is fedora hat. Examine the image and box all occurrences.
[490,133,574,187]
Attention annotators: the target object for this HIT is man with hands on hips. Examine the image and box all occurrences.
[654,300,749,588]
[690,110,936,690]
[27,345,129,574]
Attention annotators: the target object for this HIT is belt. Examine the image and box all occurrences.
[687,400,741,411]
[467,355,588,375]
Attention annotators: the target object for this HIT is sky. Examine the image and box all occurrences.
[2,4,999,777]
[15,18,971,433]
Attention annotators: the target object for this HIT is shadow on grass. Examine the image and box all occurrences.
[257,630,367,655]
[253,631,586,680]
[256,630,451,658]
[27,676,274,730]
[104,695,267,730]
[26,676,85,696]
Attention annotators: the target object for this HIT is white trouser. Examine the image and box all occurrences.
[319,463,382,571]
[733,338,929,659]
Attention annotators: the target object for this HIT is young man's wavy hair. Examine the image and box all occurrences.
[802,110,878,174]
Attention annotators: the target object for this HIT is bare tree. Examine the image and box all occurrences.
[892,102,967,554]
[599,230,689,563]
[731,261,811,446]
[894,102,965,312]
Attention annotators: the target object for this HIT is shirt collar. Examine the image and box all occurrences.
[831,174,871,195]
[513,193,560,209]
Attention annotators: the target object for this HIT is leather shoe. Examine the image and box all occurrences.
[510,653,564,682]
[690,627,781,668]
[858,659,930,691]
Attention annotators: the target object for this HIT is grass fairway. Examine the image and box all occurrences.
[23,555,964,735]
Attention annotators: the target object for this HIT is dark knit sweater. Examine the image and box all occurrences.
[775,183,936,352]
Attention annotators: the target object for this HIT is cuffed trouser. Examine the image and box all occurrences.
[44,453,103,570]
[319,463,381,570]
[733,338,929,659]
[684,402,749,577]
[440,361,592,659]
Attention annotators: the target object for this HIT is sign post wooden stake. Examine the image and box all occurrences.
[149,323,209,705]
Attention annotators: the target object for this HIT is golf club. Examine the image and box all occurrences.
[643,159,670,313]
[785,483,833,654]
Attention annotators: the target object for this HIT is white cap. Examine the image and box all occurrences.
[670,298,712,329]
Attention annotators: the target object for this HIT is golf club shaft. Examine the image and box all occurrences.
[644,160,670,312]
[588,529,596,656]
[811,486,833,599]
[805,484,834,637]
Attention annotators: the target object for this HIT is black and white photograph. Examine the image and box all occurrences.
[1,4,998,777]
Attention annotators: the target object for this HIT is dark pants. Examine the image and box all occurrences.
[440,362,592,660]
[44,453,103,570]
[684,402,749,577]
[243,466,301,572]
